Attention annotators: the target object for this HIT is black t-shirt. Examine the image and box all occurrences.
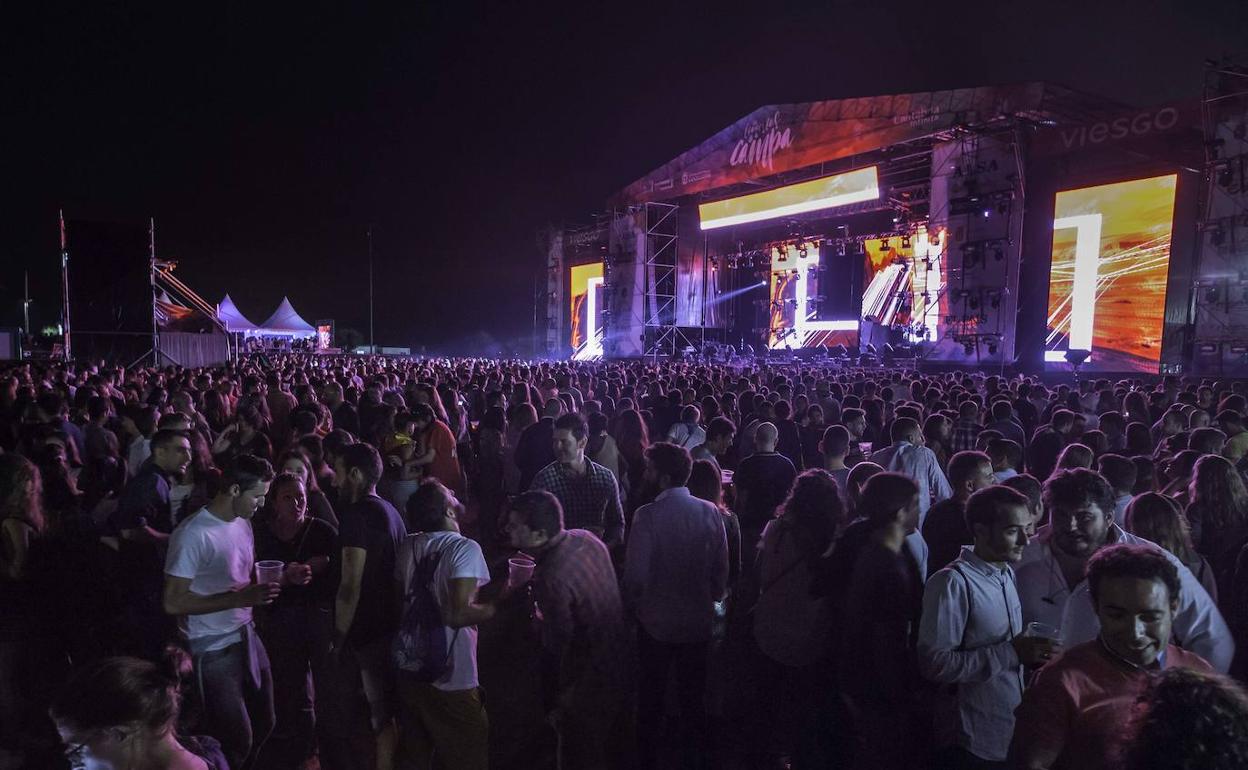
[255,517,339,606]
[336,493,407,646]
[734,452,797,531]
[921,498,969,579]
[839,540,922,706]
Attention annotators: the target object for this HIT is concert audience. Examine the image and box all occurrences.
[6,355,1248,770]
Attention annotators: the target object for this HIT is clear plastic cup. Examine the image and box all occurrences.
[1024,621,1061,642]
[256,560,285,585]
[507,557,536,588]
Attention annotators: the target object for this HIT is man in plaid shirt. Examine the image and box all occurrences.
[529,412,625,548]
[951,400,983,454]
[505,490,629,770]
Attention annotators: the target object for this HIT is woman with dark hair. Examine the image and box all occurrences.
[276,447,337,528]
[1186,454,1248,599]
[755,470,842,663]
[1123,391,1151,427]
[751,469,845,768]
[51,654,227,769]
[210,403,272,465]
[612,408,651,514]
[1126,492,1217,601]
[201,389,232,436]
[688,459,741,589]
[253,473,341,770]
[1118,668,1248,770]
[839,472,925,769]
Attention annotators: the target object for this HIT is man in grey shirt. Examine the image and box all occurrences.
[918,485,1058,768]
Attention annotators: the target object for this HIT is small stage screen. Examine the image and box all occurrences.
[569,262,604,359]
[1045,174,1178,372]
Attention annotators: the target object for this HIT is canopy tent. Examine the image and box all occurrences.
[259,296,317,338]
[216,294,261,334]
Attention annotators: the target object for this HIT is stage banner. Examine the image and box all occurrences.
[615,83,1067,205]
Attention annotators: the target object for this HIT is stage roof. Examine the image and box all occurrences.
[612,82,1122,205]
[217,293,260,333]
[259,296,316,337]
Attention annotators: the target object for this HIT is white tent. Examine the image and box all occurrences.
[259,296,317,338]
[216,294,261,334]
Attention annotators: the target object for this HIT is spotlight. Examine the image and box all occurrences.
[994,246,1004,261]
[988,341,998,355]
[1212,227,1227,246]
[900,235,911,249]
[1218,164,1234,188]
[982,209,991,218]
[963,341,975,355]
[798,244,808,258]
[990,293,1000,309]
[835,241,847,257]
[880,239,891,252]
[1206,286,1221,303]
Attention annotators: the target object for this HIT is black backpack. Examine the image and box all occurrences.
[392,538,458,682]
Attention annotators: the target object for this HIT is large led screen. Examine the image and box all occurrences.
[1045,175,1177,372]
[699,167,880,230]
[569,262,604,359]
[766,242,858,349]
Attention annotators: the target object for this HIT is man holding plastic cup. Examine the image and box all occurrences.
[918,485,1055,768]
[164,454,303,770]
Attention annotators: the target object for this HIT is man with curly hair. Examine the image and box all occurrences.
[1009,544,1213,770]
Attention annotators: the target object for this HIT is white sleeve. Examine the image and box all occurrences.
[1170,553,1235,673]
[449,538,490,584]
[164,524,203,580]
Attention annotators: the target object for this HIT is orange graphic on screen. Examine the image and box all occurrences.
[569,263,603,351]
[1046,175,1177,372]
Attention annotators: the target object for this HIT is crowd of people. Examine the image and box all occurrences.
[4,354,1248,769]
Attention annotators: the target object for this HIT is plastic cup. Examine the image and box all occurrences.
[256,560,285,585]
[1024,621,1061,642]
[507,557,536,588]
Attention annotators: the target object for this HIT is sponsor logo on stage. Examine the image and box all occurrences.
[730,112,793,171]
[1060,107,1180,150]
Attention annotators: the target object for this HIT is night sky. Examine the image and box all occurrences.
[5,2,1247,354]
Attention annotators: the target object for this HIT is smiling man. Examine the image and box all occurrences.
[1009,545,1213,770]
[1014,468,1233,672]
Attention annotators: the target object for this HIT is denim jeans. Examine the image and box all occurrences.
[194,630,275,770]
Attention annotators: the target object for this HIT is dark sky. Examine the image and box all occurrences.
[4,1,1247,353]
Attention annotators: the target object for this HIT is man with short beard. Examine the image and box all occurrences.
[919,485,1052,768]
[1015,468,1233,672]
[1009,545,1213,770]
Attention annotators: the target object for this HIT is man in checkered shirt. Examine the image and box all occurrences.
[529,412,625,548]
[951,400,983,454]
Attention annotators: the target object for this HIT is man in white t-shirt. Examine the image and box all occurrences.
[394,480,514,770]
[164,454,308,770]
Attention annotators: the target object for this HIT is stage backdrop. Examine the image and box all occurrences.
[613,83,1109,206]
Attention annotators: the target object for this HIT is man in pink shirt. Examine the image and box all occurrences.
[1009,544,1213,770]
